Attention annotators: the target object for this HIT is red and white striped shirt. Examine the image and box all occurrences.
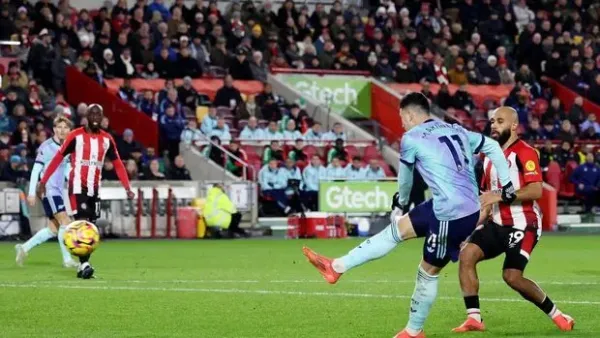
[41,127,131,197]
[481,139,543,230]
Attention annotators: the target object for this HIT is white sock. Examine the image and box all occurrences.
[79,262,90,271]
[333,223,402,274]
[22,228,55,252]
[549,306,561,319]
[406,266,439,333]
[467,309,482,322]
[57,225,72,262]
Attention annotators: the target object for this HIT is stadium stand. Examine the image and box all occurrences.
[1,0,599,218]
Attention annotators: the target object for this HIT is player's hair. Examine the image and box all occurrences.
[53,115,73,129]
[87,103,103,114]
[400,92,430,115]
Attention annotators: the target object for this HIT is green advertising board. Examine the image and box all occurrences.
[318,181,397,213]
[280,75,371,119]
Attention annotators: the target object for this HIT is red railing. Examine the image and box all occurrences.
[546,78,600,121]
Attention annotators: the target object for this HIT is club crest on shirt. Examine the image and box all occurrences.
[525,160,536,171]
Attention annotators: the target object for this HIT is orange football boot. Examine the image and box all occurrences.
[452,317,486,333]
[301,246,341,284]
[553,313,575,331]
[393,329,426,338]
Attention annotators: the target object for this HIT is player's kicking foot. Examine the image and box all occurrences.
[393,329,426,338]
[63,259,79,268]
[302,246,341,284]
[77,262,95,279]
[452,317,486,333]
[553,313,575,331]
[15,244,27,266]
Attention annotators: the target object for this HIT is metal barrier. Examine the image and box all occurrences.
[192,137,250,180]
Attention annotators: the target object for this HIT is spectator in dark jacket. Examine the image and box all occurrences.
[570,153,600,214]
[1,155,28,183]
[538,140,554,170]
[229,48,254,80]
[159,104,185,161]
[213,75,243,108]
[117,128,143,160]
[175,47,202,78]
[169,155,192,180]
[554,140,577,167]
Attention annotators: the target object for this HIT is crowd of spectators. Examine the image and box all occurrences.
[2,0,600,213]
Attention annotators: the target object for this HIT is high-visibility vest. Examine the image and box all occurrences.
[203,187,237,228]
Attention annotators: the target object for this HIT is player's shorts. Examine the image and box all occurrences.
[409,200,480,268]
[70,194,100,222]
[42,195,67,218]
[469,222,541,271]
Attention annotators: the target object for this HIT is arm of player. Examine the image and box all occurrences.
[28,162,43,201]
[106,136,134,198]
[40,132,76,187]
[477,204,492,226]
[467,131,516,204]
[515,146,543,201]
[392,135,416,211]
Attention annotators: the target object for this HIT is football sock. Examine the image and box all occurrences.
[57,225,72,262]
[79,254,90,264]
[22,227,55,253]
[332,223,402,273]
[406,266,439,335]
[463,295,482,322]
[537,296,561,319]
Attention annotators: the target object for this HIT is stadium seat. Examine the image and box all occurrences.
[545,161,561,191]
[344,145,359,159]
[558,161,578,199]
[238,120,248,130]
[532,98,549,116]
[196,106,209,122]
[302,145,319,159]
[363,147,383,162]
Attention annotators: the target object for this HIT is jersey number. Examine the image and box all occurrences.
[438,135,469,170]
[508,231,524,247]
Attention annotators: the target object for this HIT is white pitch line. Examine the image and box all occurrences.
[23,279,600,286]
[0,283,599,306]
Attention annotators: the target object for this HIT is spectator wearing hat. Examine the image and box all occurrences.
[213,75,243,109]
[1,155,28,183]
[27,28,54,89]
[117,128,143,160]
[229,48,253,80]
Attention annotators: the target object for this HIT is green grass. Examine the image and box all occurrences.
[0,236,599,338]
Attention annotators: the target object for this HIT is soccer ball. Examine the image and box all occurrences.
[63,221,100,257]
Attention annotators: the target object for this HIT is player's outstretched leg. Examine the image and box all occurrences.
[502,269,574,331]
[453,243,486,333]
[302,215,415,284]
[15,226,56,266]
[394,261,441,338]
[54,214,79,268]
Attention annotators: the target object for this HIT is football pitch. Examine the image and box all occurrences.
[0,236,599,338]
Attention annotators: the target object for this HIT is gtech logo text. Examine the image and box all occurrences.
[318,181,397,212]
[325,185,389,210]
[294,81,358,106]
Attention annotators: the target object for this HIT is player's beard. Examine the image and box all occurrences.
[89,123,101,132]
[493,129,511,147]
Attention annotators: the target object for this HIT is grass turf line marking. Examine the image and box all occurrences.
[24,279,600,286]
[0,283,599,306]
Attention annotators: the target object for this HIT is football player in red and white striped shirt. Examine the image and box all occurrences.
[453,107,574,333]
[39,104,134,279]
